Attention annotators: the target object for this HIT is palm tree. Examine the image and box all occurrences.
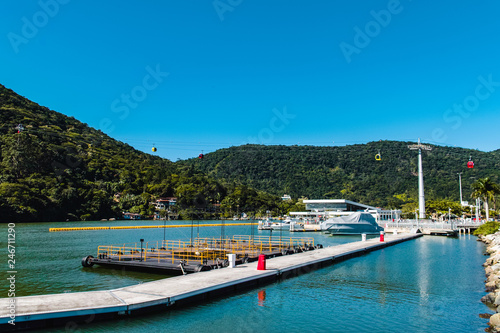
[471,177,500,221]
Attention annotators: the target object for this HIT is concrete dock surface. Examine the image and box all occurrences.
[0,233,422,331]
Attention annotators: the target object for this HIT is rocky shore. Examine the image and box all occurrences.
[479,232,500,332]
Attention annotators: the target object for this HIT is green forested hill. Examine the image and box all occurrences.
[0,84,237,222]
[0,84,296,222]
[0,84,179,221]
[183,142,500,208]
[2,83,499,222]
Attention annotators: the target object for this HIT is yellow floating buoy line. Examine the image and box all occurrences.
[49,222,257,232]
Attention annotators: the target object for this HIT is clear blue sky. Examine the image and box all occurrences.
[1,0,499,161]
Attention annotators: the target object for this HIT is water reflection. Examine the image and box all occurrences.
[257,289,266,307]
[417,237,430,306]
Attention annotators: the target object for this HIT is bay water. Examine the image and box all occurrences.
[0,221,491,332]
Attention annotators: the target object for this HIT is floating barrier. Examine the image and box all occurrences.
[49,222,257,232]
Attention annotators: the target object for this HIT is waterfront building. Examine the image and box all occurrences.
[290,199,401,222]
[155,197,177,210]
[122,212,142,220]
[153,197,178,220]
[281,194,292,201]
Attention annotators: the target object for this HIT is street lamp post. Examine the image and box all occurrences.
[476,198,481,223]
[140,238,144,262]
[163,210,166,244]
[457,172,463,205]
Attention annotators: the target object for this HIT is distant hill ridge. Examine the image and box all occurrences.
[183,142,500,207]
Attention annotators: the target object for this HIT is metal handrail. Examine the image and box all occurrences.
[96,235,316,265]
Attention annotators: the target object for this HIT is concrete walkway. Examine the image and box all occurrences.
[0,233,421,331]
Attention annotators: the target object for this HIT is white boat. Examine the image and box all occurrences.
[269,216,299,230]
[258,217,273,230]
[258,217,295,230]
[320,212,384,235]
[270,221,291,230]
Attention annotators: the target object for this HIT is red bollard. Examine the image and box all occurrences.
[257,254,266,270]
[380,231,385,242]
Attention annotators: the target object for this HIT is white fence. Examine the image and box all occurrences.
[382,220,484,231]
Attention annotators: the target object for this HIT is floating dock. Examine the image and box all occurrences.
[0,233,422,331]
[84,235,319,274]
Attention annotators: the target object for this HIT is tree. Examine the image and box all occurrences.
[471,177,500,221]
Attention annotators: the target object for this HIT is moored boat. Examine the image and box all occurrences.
[320,212,384,235]
[258,217,274,230]
[269,216,294,230]
[258,216,297,230]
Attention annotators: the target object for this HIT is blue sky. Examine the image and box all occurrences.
[1,0,500,161]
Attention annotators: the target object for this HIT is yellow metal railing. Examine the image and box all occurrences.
[232,235,315,248]
[96,235,316,266]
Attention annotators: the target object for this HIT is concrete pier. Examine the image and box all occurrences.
[0,233,421,331]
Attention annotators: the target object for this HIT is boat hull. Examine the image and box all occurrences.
[326,223,383,235]
[323,212,384,235]
[270,224,291,230]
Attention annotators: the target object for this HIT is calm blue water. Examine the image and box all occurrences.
[0,220,350,296]
[0,221,491,332]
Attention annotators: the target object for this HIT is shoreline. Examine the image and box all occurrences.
[478,232,500,332]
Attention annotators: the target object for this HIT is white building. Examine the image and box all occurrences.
[155,197,177,210]
[290,199,401,222]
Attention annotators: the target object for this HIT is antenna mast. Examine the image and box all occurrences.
[408,138,432,219]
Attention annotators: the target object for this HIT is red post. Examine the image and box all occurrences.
[380,231,385,242]
[257,254,266,270]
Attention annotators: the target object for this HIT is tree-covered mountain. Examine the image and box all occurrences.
[183,142,500,209]
[2,83,499,222]
[0,84,291,222]
[0,84,176,221]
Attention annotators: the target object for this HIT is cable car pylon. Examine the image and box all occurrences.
[408,138,432,219]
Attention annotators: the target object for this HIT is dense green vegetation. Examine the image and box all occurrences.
[182,144,500,219]
[0,84,172,221]
[471,177,500,221]
[473,222,500,236]
[1,83,500,222]
[0,84,291,222]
